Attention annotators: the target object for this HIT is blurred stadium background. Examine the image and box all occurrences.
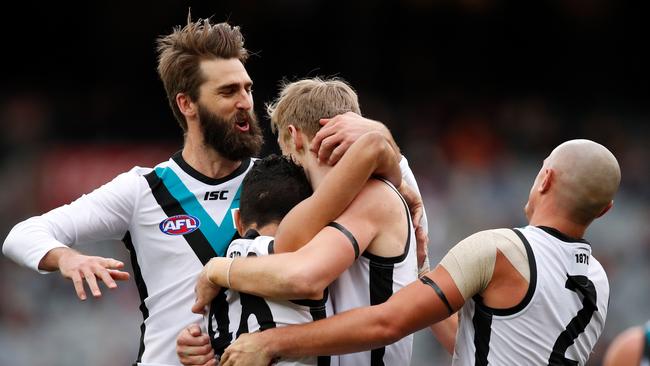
[1,1,648,365]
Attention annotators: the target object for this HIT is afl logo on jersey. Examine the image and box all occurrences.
[159,215,201,235]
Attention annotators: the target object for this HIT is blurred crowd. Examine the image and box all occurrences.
[1,1,648,365]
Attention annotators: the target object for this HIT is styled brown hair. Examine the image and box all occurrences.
[156,13,249,131]
[266,77,361,141]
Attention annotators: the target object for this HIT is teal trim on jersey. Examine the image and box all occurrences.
[155,167,241,256]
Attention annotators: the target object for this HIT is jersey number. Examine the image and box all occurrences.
[548,275,597,366]
[209,252,276,355]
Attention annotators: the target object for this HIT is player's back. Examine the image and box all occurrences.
[208,230,337,366]
[453,225,609,366]
[330,179,417,366]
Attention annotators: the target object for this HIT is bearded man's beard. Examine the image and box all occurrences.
[198,106,263,161]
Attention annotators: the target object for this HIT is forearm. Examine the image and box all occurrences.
[430,313,458,354]
[38,247,81,271]
[399,156,428,230]
[375,122,400,157]
[260,303,399,359]
[4,172,134,272]
[262,280,443,359]
[207,254,325,300]
[3,217,69,272]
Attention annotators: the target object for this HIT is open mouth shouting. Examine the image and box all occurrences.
[234,114,250,132]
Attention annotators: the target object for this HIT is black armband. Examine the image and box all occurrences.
[420,276,454,316]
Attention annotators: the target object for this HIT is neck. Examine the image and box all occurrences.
[529,207,589,239]
[247,223,278,237]
[182,133,241,179]
[299,152,332,189]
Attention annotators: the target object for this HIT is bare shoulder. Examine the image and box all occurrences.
[603,326,644,366]
[344,178,403,216]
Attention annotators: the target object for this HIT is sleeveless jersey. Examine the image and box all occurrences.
[207,230,337,366]
[329,180,417,366]
[453,225,609,366]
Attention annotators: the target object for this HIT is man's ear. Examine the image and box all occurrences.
[233,209,245,237]
[539,168,554,194]
[176,93,197,118]
[288,125,304,151]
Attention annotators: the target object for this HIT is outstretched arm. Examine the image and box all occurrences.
[220,265,464,365]
[2,170,137,299]
[274,131,401,253]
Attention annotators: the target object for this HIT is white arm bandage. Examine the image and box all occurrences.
[439,229,529,300]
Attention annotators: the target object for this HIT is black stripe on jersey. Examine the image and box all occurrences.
[291,288,330,307]
[328,222,359,259]
[420,276,453,315]
[122,232,149,365]
[237,292,277,337]
[471,295,494,366]
[308,303,332,366]
[485,228,538,316]
[144,171,217,265]
[472,229,538,317]
[369,260,395,366]
[362,179,411,264]
[537,225,590,246]
[469,229,539,364]
[172,151,252,185]
[208,288,232,356]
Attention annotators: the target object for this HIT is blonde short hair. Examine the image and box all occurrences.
[267,77,361,140]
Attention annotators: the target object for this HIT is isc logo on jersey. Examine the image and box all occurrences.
[159,215,201,235]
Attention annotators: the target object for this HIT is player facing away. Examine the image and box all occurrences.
[217,139,621,366]
[1,16,426,366]
[603,320,650,366]
[190,77,422,366]
[202,130,403,366]
[213,154,330,366]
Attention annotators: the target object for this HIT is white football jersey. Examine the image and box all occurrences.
[453,225,609,366]
[2,154,424,366]
[3,152,254,366]
[329,180,417,366]
[207,231,337,366]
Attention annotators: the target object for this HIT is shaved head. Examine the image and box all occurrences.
[545,139,621,224]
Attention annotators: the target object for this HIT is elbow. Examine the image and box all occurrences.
[374,304,409,346]
[2,221,22,258]
[285,269,327,300]
[364,132,389,158]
